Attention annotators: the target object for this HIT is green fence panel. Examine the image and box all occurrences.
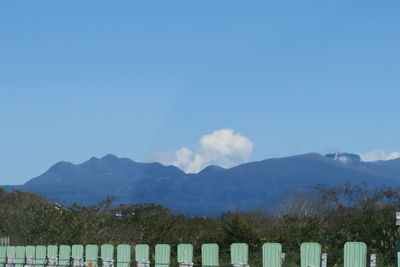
[47,246,58,266]
[85,245,99,267]
[135,245,149,262]
[72,245,84,259]
[6,246,16,267]
[101,244,114,260]
[6,246,16,264]
[101,245,114,267]
[201,244,219,267]
[344,242,367,267]
[59,245,71,266]
[262,243,282,267]
[117,245,131,267]
[15,246,25,267]
[155,244,170,267]
[300,243,321,267]
[231,243,248,265]
[72,244,84,267]
[177,244,193,263]
[0,246,6,267]
[47,246,58,259]
[35,246,47,266]
[25,246,35,263]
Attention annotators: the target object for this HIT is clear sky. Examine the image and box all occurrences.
[1,1,400,184]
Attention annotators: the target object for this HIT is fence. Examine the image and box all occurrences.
[0,242,381,267]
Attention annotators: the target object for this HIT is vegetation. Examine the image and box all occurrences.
[1,184,400,266]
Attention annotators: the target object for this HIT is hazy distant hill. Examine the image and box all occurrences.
[2,153,400,216]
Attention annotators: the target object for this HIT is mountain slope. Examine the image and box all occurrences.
[16,154,188,205]
[2,153,400,216]
[184,153,398,214]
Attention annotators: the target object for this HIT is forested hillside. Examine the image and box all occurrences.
[1,184,400,266]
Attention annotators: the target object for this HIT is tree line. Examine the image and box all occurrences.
[1,184,400,266]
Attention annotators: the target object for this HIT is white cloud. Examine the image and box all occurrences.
[153,129,254,173]
[360,150,400,162]
[200,129,253,156]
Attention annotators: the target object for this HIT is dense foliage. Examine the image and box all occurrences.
[1,184,400,266]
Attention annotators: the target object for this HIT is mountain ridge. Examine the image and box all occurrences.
[3,152,400,216]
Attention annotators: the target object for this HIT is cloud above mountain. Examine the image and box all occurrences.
[153,129,254,173]
[361,150,400,162]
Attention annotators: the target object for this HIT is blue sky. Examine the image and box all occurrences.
[1,1,400,184]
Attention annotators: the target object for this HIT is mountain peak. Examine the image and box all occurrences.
[199,165,225,175]
[101,154,119,161]
[49,160,75,171]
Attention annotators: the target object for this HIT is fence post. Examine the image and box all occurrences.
[397,243,400,267]
[321,253,327,267]
[370,254,376,267]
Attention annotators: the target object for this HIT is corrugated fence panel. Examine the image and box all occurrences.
[35,246,47,266]
[201,244,219,267]
[344,242,367,267]
[47,245,58,266]
[262,243,282,267]
[101,244,114,260]
[300,242,321,267]
[15,246,25,267]
[59,245,71,266]
[155,244,170,267]
[5,247,15,256]
[135,244,150,262]
[231,243,248,265]
[117,245,131,267]
[177,244,193,263]
[72,245,84,260]
[6,246,16,262]
[25,246,35,262]
[47,245,58,259]
[0,246,6,267]
[86,245,99,267]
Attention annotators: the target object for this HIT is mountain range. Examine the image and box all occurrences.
[2,153,400,216]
